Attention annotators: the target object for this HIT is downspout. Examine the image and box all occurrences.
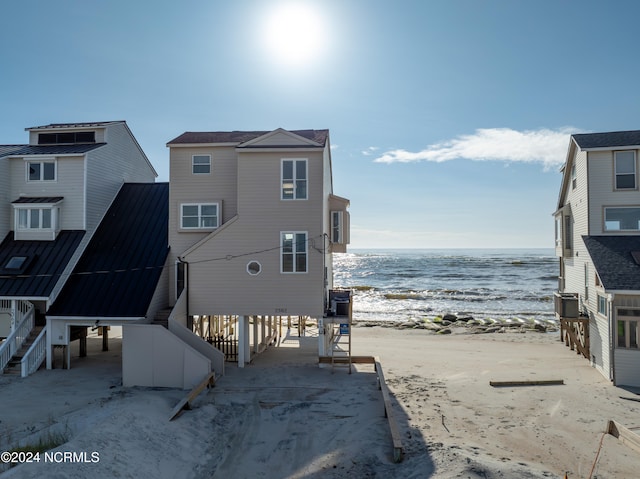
[608,293,615,384]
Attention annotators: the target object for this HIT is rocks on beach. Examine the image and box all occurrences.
[355,313,558,335]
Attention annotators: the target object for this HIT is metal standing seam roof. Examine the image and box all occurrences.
[0,231,85,298]
[48,183,169,318]
[167,129,329,146]
[0,143,106,158]
[572,130,640,149]
[583,236,640,291]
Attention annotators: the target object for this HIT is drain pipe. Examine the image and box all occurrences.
[608,293,615,384]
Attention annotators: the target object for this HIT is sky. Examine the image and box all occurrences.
[2,0,640,249]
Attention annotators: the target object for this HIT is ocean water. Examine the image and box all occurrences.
[332,249,557,323]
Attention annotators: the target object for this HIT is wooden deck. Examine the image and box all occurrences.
[560,318,590,359]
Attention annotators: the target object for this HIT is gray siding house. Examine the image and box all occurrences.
[555,129,640,387]
[166,128,350,366]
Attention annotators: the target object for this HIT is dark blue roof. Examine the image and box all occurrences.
[0,231,85,297]
[573,130,640,149]
[48,183,169,318]
[0,143,105,157]
[583,236,640,290]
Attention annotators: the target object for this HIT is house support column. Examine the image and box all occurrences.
[253,316,259,354]
[238,315,250,368]
[102,326,109,351]
[46,318,53,370]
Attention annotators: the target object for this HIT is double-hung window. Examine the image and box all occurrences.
[597,294,607,316]
[27,160,56,181]
[180,203,219,229]
[281,159,307,200]
[281,232,307,273]
[615,151,636,190]
[192,155,211,174]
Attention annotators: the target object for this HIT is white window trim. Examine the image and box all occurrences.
[616,311,640,349]
[25,158,57,182]
[281,158,308,200]
[597,294,607,317]
[280,231,308,274]
[14,205,58,231]
[180,203,220,230]
[331,211,344,244]
[603,206,640,232]
[246,261,262,276]
[192,155,211,175]
[614,150,637,191]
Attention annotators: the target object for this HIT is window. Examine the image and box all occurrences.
[281,232,307,273]
[331,211,343,243]
[571,163,577,189]
[282,159,307,200]
[564,215,572,251]
[180,203,219,229]
[28,160,56,181]
[597,294,607,316]
[584,263,589,301]
[617,312,640,349]
[17,208,53,230]
[5,256,27,270]
[604,207,640,231]
[38,131,95,144]
[615,151,636,189]
[192,155,211,174]
[247,261,262,276]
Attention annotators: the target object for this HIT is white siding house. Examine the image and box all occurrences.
[166,128,350,366]
[555,130,640,387]
[0,121,159,376]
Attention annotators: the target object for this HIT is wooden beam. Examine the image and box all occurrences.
[169,372,215,421]
[374,358,404,463]
[318,355,376,364]
[607,420,640,454]
[489,379,564,387]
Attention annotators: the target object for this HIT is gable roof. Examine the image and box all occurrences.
[47,183,169,318]
[572,130,640,150]
[583,235,640,291]
[167,129,329,147]
[0,231,85,298]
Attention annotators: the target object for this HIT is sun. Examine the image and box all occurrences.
[263,2,327,66]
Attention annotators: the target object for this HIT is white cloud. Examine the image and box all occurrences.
[373,127,580,169]
[362,146,379,156]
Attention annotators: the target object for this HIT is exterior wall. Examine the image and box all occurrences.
[0,158,10,241]
[561,149,590,310]
[614,348,640,386]
[122,324,211,389]
[167,145,239,301]
[8,155,86,230]
[588,149,640,235]
[179,147,328,318]
[85,123,156,234]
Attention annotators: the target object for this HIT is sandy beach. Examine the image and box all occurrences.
[2,324,640,478]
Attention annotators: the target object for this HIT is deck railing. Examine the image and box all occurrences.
[0,301,35,372]
[21,326,47,377]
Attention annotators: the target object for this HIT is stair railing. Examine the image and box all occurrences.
[0,301,35,372]
[21,326,47,377]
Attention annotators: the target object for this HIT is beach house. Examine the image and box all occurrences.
[555,129,640,387]
[165,128,350,366]
[0,121,167,376]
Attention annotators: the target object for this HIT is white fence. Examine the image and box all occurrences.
[0,300,35,372]
[21,326,47,377]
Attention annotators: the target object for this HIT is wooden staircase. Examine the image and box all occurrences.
[3,326,44,375]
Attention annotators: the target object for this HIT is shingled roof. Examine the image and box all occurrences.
[583,236,640,291]
[48,183,169,318]
[573,130,640,150]
[167,129,329,146]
